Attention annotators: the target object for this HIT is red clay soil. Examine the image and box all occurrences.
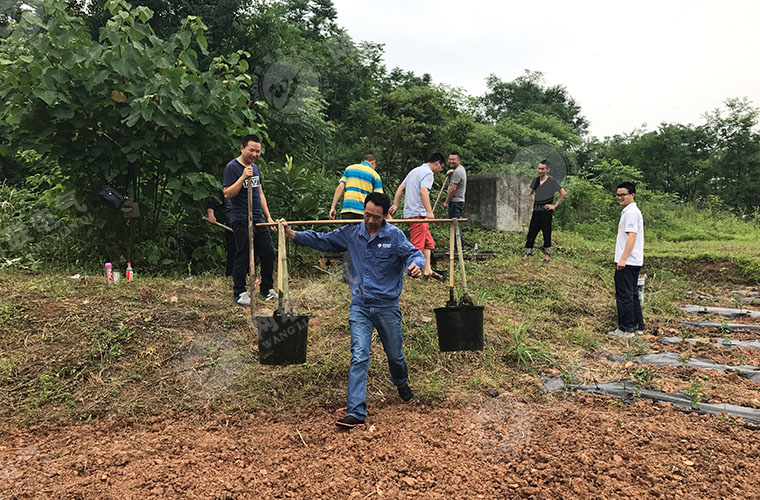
[2,394,758,499]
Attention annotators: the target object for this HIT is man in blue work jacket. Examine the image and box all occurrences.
[282,192,425,428]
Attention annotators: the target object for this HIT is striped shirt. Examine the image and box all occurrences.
[339,161,383,215]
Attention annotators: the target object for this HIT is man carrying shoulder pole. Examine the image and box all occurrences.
[282,193,425,428]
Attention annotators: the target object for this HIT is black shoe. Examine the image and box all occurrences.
[398,384,413,402]
[336,415,364,428]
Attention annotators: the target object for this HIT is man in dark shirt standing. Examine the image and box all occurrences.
[223,134,277,306]
[523,159,566,263]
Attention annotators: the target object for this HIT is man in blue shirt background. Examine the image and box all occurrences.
[282,192,425,428]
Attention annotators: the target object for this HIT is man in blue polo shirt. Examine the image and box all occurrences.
[282,192,425,428]
[223,134,277,305]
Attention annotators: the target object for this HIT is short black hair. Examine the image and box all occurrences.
[364,192,390,215]
[539,159,548,166]
[449,151,461,159]
[617,181,636,194]
[241,134,261,147]
[427,152,445,165]
[363,153,376,162]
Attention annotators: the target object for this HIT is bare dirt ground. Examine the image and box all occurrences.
[2,393,759,500]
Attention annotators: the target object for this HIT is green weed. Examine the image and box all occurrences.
[87,323,135,360]
[623,339,649,360]
[501,315,562,375]
[685,379,704,409]
[629,367,655,398]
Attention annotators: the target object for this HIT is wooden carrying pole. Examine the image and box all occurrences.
[277,220,289,314]
[202,216,233,232]
[256,218,467,227]
[432,175,450,214]
[247,181,255,325]
[446,221,457,307]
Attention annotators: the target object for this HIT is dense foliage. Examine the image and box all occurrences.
[1,0,758,272]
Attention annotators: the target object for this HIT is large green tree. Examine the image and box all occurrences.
[702,98,760,213]
[0,0,266,263]
[480,70,589,136]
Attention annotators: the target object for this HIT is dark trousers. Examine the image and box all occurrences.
[232,221,274,297]
[224,229,236,277]
[525,209,553,254]
[614,265,644,332]
[448,202,465,247]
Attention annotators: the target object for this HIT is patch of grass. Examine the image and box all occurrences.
[564,329,601,349]
[0,356,15,384]
[0,300,26,326]
[484,282,560,305]
[87,323,136,360]
[623,339,649,360]
[501,315,563,375]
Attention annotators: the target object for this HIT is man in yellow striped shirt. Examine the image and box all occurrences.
[329,153,384,282]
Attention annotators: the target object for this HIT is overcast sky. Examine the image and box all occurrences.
[330,0,759,139]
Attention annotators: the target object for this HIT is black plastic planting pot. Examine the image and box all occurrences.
[434,304,484,352]
[256,313,310,365]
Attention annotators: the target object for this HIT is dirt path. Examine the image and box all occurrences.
[2,394,758,499]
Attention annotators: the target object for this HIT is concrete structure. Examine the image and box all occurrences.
[465,173,532,232]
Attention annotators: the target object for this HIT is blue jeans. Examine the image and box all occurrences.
[448,201,465,246]
[347,304,408,420]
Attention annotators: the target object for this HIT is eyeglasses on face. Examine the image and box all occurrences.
[615,193,630,198]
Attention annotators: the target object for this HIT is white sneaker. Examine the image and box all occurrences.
[609,328,634,338]
[235,291,251,306]
[260,289,277,301]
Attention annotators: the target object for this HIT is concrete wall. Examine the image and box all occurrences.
[465,173,532,232]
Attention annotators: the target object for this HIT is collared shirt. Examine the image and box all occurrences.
[401,164,434,218]
[339,161,383,215]
[294,222,425,308]
[615,202,644,266]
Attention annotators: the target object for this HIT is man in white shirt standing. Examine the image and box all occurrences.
[611,181,645,337]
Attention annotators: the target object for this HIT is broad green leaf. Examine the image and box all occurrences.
[171,100,191,116]
[188,150,201,166]
[21,12,45,29]
[196,34,208,55]
[111,58,129,76]
[180,52,198,72]
[32,88,57,105]
[166,178,182,190]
